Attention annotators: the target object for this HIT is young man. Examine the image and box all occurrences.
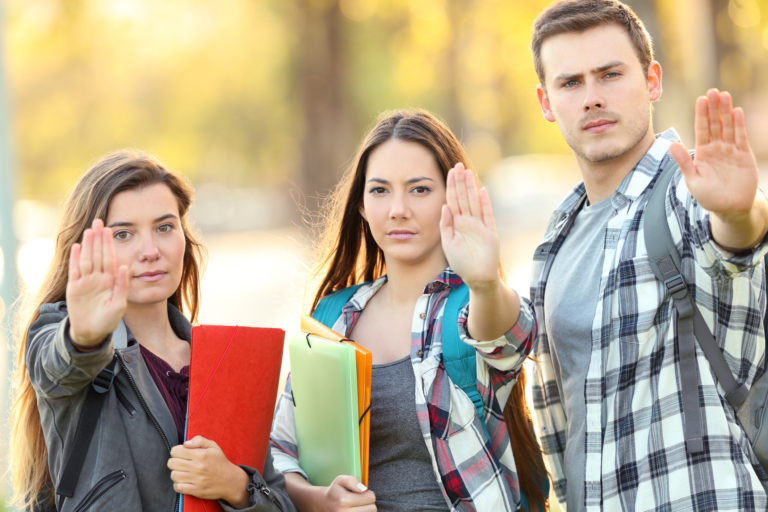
[529,1,768,510]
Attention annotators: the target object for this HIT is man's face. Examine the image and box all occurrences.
[536,24,661,170]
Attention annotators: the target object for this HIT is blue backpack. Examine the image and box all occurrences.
[311,282,548,511]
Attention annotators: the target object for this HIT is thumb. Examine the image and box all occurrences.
[669,142,695,178]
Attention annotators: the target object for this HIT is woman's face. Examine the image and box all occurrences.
[361,139,447,269]
[104,183,186,308]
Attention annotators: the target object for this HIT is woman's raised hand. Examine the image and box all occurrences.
[66,218,129,349]
[440,163,501,289]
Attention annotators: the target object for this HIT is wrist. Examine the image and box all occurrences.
[225,466,251,508]
[68,325,109,353]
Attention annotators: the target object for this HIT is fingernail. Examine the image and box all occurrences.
[356,483,367,492]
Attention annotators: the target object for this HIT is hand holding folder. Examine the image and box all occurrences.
[181,325,285,512]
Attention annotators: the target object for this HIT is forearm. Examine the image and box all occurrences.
[710,189,768,252]
[283,473,327,512]
[466,278,521,341]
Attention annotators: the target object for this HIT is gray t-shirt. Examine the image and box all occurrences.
[544,196,613,512]
[367,355,448,511]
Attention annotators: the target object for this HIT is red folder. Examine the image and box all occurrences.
[181,325,285,512]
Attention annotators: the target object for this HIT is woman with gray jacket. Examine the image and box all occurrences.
[10,150,295,512]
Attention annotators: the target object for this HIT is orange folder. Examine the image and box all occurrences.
[300,315,372,486]
[181,325,285,512]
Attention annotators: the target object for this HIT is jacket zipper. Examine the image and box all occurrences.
[117,353,179,512]
[72,469,126,512]
[255,482,282,509]
[114,382,136,415]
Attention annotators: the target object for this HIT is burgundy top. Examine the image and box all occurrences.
[139,345,190,444]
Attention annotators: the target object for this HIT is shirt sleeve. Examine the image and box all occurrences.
[670,173,768,277]
[269,375,309,481]
[456,295,537,374]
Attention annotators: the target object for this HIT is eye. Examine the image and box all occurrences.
[604,71,621,79]
[368,186,387,195]
[412,185,431,195]
[113,230,131,241]
[157,223,173,233]
[562,79,580,88]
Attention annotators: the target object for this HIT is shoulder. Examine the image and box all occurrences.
[30,301,68,331]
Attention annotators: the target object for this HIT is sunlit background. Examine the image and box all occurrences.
[1,0,768,510]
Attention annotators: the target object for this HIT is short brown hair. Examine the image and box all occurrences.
[531,0,654,85]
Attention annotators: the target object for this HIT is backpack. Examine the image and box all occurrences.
[644,156,768,468]
[311,282,548,511]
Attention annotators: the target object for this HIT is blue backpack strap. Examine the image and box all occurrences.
[440,283,485,419]
[311,284,365,328]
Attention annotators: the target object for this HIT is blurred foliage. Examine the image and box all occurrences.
[4,0,768,206]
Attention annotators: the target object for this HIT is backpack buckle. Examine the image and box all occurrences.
[92,358,117,394]
[663,274,686,296]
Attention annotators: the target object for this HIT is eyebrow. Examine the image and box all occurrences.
[366,176,436,185]
[108,213,178,228]
[553,60,626,83]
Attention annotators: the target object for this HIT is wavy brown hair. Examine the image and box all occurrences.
[9,149,204,509]
[311,109,548,510]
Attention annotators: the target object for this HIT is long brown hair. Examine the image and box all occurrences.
[311,109,548,509]
[9,149,204,509]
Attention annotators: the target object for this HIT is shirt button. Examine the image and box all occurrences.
[124,354,132,363]
[417,350,424,358]
[419,312,426,320]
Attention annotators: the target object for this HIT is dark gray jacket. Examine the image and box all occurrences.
[26,301,295,512]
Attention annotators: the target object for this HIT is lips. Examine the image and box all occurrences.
[582,118,616,133]
[135,271,166,282]
[387,230,415,240]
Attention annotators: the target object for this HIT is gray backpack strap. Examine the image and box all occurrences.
[644,156,749,455]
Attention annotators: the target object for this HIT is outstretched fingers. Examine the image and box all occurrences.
[479,187,496,231]
[91,220,104,274]
[720,91,735,143]
[706,89,722,142]
[734,107,750,151]
[69,243,82,282]
[453,163,472,216]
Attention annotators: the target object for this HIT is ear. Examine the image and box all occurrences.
[359,204,367,222]
[647,60,662,101]
[536,84,556,123]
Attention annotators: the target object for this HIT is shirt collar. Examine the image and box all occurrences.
[344,267,464,313]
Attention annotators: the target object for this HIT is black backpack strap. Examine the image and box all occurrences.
[644,156,749,455]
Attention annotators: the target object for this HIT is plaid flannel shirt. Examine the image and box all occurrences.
[270,269,536,511]
[531,129,768,511]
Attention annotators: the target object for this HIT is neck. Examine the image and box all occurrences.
[123,301,177,353]
[578,128,656,204]
[382,253,448,305]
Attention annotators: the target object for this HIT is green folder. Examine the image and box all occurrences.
[288,332,361,486]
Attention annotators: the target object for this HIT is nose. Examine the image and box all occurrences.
[138,235,160,262]
[389,191,409,219]
[582,81,604,112]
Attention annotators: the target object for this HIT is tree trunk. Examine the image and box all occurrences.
[297,0,353,221]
